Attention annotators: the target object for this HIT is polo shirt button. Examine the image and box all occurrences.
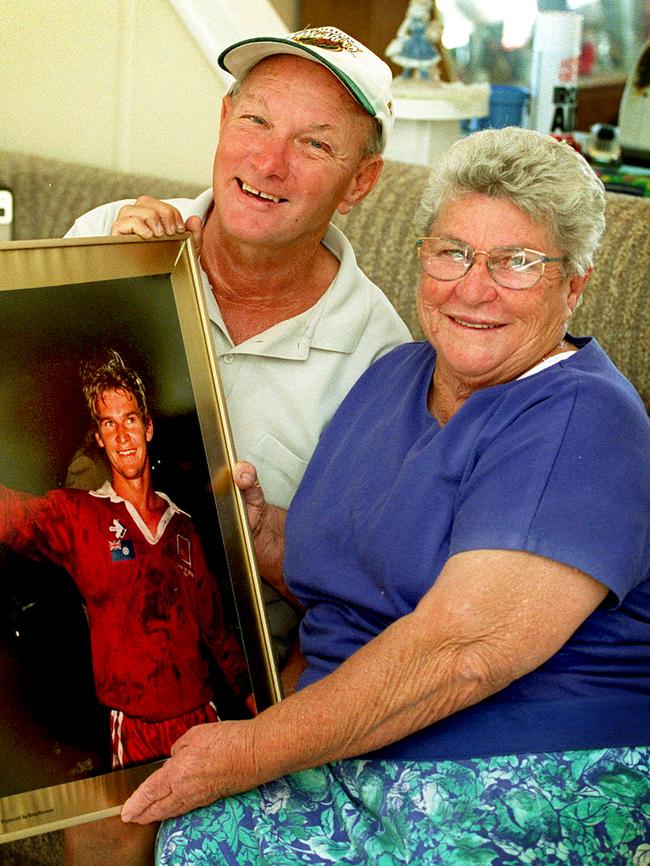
[223,354,234,364]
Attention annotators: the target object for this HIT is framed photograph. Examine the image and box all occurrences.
[0,235,282,843]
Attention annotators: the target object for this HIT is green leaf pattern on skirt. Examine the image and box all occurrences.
[157,747,650,865]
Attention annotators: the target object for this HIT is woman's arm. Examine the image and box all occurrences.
[121,548,607,824]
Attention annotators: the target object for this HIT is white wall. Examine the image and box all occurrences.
[1,0,296,184]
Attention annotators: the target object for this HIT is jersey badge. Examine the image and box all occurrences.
[177,535,192,568]
[110,538,135,562]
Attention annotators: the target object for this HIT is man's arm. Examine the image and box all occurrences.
[0,484,73,567]
[280,640,308,697]
[121,547,607,823]
[65,199,136,238]
[200,597,251,704]
[0,483,49,551]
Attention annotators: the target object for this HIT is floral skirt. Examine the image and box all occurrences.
[156,747,650,865]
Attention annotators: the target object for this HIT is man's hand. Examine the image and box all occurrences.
[110,196,203,253]
[233,461,268,535]
[121,720,257,824]
[233,462,299,605]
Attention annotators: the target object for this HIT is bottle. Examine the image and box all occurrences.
[528,12,582,135]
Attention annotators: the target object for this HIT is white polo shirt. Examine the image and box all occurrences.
[66,192,411,510]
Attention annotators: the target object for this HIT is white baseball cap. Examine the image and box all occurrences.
[218,26,394,151]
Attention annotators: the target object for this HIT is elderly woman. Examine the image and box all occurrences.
[123,128,650,865]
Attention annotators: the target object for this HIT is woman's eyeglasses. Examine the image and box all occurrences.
[416,236,566,290]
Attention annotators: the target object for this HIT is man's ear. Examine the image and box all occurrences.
[336,156,384,216]
[94,431,104,450]
[145,418,154,443]
[220,93,233,127]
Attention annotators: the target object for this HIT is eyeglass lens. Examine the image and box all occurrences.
[418,238,546,289]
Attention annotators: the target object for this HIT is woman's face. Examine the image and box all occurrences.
[417,193,588,390]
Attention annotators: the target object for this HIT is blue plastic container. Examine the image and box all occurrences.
[467,84,530,132]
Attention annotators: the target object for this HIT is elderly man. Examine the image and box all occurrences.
[66,26,410,666]
[62,26,409,866]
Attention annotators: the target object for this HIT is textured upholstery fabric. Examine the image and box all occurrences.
[571,192,650,410]
[332,159,429,340]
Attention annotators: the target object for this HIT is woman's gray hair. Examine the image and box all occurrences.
[415,127,606,275]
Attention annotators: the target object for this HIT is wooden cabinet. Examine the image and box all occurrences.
[299,1,409,76]
[576,73,626,129]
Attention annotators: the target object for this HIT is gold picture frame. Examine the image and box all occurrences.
[0,235,282,842]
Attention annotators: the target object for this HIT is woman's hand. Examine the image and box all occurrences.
[121,720,259,824]
[110,196,203,253]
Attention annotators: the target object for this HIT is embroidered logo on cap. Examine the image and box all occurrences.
[291,27,361,54]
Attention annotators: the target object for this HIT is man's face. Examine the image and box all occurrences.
[94,388,153,482]
[211,54,381,250]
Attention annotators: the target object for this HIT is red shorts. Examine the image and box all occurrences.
[110,702,219,769]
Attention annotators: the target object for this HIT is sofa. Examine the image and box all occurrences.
[1,147,649,411]
[0,148,648,866]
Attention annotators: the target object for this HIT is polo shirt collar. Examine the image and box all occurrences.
[200,223,372,361]
[90,481,186,513]
[90,481,189,544]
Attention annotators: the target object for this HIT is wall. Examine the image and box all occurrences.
[271,0,298,29]
[1,0,295,185]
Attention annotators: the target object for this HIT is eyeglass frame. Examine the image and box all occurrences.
[416,236,567,290]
